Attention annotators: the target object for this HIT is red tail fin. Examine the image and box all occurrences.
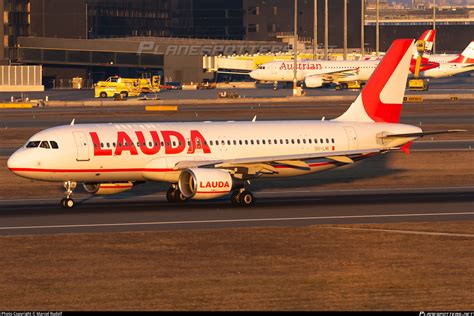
[335,39,414,123]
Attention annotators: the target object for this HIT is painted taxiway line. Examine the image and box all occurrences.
[0,211,473,232]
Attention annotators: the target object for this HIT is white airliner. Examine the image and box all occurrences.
[250,35,474,87]
[7,39,462,208]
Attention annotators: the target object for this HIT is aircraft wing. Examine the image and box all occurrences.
[173,148,385,177]
[311,68,363,83]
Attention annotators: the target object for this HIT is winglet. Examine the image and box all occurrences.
[70,118,75,126]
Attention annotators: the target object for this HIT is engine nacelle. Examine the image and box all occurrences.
[304,75,324,88]
[83,182,134,195]
[178,168,233,200]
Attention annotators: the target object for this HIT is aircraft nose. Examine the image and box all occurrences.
[7,150,20,173]
[249,70,259,80]
[7,149,28,174]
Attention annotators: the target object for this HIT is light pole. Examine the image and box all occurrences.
[293,0,298,96]
[376,0,380,56]
[324,0,328,60]
[313,0,318,59]
[361,0,365,58]
[433,0,436,53]
[343,0,347,60]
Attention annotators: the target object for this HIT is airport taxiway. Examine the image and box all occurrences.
[0,187,472,236]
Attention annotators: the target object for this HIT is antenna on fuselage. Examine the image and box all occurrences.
[70,118,75,126]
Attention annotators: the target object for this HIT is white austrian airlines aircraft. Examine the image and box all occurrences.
[250,34,474,87]
[8,39,462,208]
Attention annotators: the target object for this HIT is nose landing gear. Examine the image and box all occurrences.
[166,185,187,203]
[61,181,77,208]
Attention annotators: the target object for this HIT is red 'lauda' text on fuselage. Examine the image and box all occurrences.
[90,130,211,156]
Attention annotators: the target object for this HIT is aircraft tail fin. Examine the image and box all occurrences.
[449,41,474,64]
[334,39,414,123]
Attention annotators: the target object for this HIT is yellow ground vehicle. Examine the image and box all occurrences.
[408,79,428,91]
[95,76,161,98]
[335,80,365,90]
[408,39,429,91]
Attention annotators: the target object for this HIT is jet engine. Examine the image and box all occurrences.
[83,182,134,195]
[304,75,324,88]
[178,168,233,200]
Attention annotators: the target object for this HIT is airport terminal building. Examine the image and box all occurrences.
[1,0,473,88]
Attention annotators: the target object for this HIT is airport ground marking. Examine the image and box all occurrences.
[0,211,473,233]
[321,226,474,238]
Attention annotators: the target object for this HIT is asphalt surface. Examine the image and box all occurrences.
[0,187,472,236]
[0,99,472,128]
[0,92,472,237]
[0,75,472,102]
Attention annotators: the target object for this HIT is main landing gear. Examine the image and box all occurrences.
[61,181,77,208]
[231,189,255,207]
[166,185,187,203]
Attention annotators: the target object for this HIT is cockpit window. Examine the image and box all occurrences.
[26,141,41,148]
[50,141,59,149]
[39,141,50,149]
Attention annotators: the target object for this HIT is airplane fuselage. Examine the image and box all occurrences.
[7,120,420,183]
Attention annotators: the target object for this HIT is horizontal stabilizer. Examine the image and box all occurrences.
[383,129,466,138]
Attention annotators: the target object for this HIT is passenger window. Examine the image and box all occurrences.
[221,140,225,145]
[256,140,260,145]
[40,141,50,149]
[50,141,59,149]
[314,139,318,144]
[291,139,295,144]
[332,138,335,143]
[326,138,329,143]
[239,140,242,145]
[210,141,213,146]
[107,143,110,148]
[309,139,312,144]
[233,140,237,145]
[150,142,153,147]
[26,141,41,148]
[320,139,323,143]
[245,140,248,145]
[280,139,283,144]
[251,140,254,145]
[262,140,266,145]
[227,140,231,145]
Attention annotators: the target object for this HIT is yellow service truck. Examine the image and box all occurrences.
[95,76,161,98]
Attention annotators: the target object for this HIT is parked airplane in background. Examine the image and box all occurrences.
[8,39,463,208]
[250,31,474,88]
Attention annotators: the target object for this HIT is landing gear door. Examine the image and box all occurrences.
[344,126,358,151]
[73,131,90,161]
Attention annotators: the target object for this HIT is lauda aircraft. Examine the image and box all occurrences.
[8,39,463,208]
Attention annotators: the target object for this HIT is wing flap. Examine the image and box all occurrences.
[173,149,381,170]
